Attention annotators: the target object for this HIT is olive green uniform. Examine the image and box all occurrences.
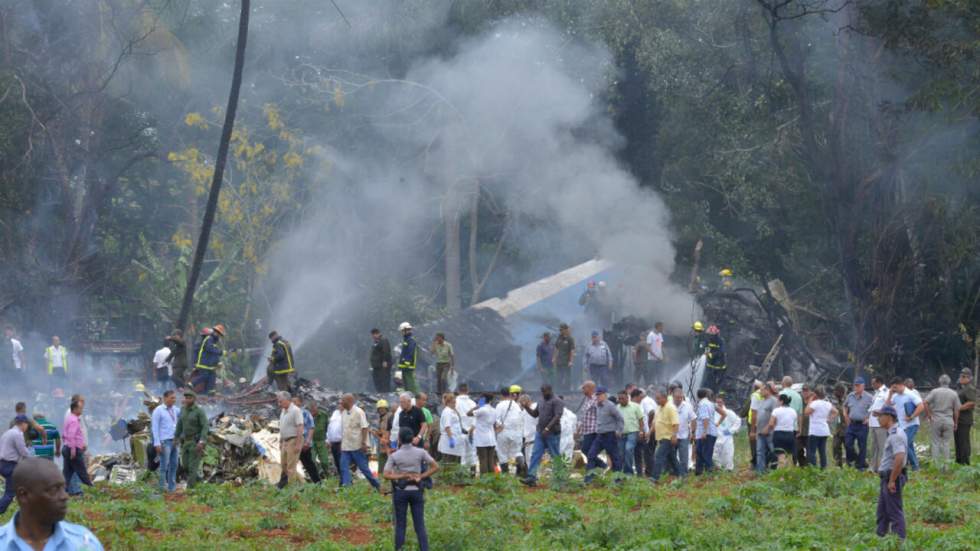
[175,404,209,487]
[312,409,331,477]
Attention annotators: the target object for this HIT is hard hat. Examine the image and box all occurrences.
[376,399,389,409]
[719,268,733,277]
[692,321,704,332]
[398,322,413,332]
[135,383,146,392]
[509,385,522,394]
[213,324,226,336]
[707,324,720,335]
[597,281,607,288]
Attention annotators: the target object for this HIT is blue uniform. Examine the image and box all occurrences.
[0,514,104,550]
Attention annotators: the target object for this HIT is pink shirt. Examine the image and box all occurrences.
[63,413,86,449]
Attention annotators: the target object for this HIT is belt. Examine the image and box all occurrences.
[850,419,867,424]
[282,436,297,442]
[588,364,608,368]
[0,459,16,465]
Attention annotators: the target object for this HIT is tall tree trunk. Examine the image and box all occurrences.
[176,0,250,332]
[444,202,462,312]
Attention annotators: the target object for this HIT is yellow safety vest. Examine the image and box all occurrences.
[45,346,68,375]
[271,340,295,375]
[195,335,220,370]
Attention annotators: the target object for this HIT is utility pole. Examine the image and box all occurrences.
[176,0,251,332]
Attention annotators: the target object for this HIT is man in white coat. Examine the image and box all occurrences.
[495,386,525,475]
[455,383,478,467]
[713,393,742,471]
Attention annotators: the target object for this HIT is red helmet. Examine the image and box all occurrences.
[707,325,720,335]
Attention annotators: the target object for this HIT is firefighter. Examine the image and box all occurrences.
[691,321,708,356]
[398,322,419,394]
[702,325,727,391]
[191,324,224,395]
[267,331,295,392]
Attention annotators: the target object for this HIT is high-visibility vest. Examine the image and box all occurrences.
[271,340,295,375]
[398,337,417,371]
[45,346,68,375]
[195,335,220,370]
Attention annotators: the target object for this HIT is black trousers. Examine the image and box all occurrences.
[633,437,655,476]
[371,367,391,393]
[62,447,93,493]
[954,423,972,465]
[299,447,322,483]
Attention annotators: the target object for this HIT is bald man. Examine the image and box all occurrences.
[0,457,103,549]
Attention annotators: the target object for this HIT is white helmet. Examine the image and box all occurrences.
[597,281,607,288]
[398,322,413,332]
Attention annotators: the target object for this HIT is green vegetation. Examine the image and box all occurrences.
[7,433,978,550]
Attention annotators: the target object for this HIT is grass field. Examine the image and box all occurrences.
[4,430,980,550]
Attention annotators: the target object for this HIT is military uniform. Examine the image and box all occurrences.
[312,409,331,478]
[175,399,209,487]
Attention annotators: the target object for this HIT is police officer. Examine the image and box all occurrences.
[874,405,907,540]
[267,331,295,392]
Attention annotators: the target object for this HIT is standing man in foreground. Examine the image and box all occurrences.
[843,377,874,470]
[520,385,565,486]
[398,322,419,394]
[874,405,907,541]
[370,329,393,393]
[650,389,679,481]
[0,457,104,549]
[0,416,32,514]
[276,392,304,488]
[61,401,94,496]
[554,324,576,393]
[954,368,976,465]
[384,428,438,551]
[175,390,208,488]
[584,387,623,483]
[339,394,381,490]
[151,390,180,493]
[923,374,960,468]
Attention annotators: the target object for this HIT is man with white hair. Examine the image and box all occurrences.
[277,391,305,488]
[924,374,960,468]
[495,386,525,475]
[339,393,380,490]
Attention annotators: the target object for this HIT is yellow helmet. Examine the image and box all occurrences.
[692,321,705,332]
[134,382,146,392]
[719,268,733,277]
[376,399,389,409]
[509,385,523,394]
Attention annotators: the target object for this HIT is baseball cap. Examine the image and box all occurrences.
[960,368,973,378]
[596,386,608,394]
[854,376,866,385]
[183,390,197,398]
[875,405,898,419]
[591,331,600,337]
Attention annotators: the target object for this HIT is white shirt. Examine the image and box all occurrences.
[639,396,658,432]
[714,407,741,444]
[646,331,664,361]
[889,390,923,429]
[559,408,577,460]
[675,401,694,439]
[807,399,833,437]
[868,387,888,428]
[438,408,463,456]
[326,410,343,443]
[10,339,23,370]
[455,395,477,432]
[522,402,538,441]
[495,399,523,435]
[772,406,797,432]
[153,347,173,376]
[45,345,67,368]
[471,405,497,447]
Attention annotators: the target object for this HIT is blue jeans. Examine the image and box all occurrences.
[526,432,561,481]
[393,489,428,551]
[844,422,869,469]
[586,432,621,481]
[807,435,829,469]
[340,450,380,489]
[0,460,16,514]
[755,433,773,473]
[619,432,638,474]
[67,473,81,495]
[158,439,179,492]
[650,440,678,481]
[904,425,920,470]
[675,438,690,477]
[694,435,716,475]
[580,433,607,469]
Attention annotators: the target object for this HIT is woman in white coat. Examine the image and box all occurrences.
[438,394,466,464]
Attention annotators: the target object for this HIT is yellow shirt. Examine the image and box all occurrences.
[653,401,679,440]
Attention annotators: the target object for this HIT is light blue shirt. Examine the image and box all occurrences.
[301,408,314,444]
[889,391,922,429]
[0,514,103,551]
[695,399,718,439]
[151,405,180,446]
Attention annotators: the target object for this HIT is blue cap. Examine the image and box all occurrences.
[596,386,608,394]
[875,405,898,419]
[854,376,866,385]
[591,331,600,337]
[13,415,29,424]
